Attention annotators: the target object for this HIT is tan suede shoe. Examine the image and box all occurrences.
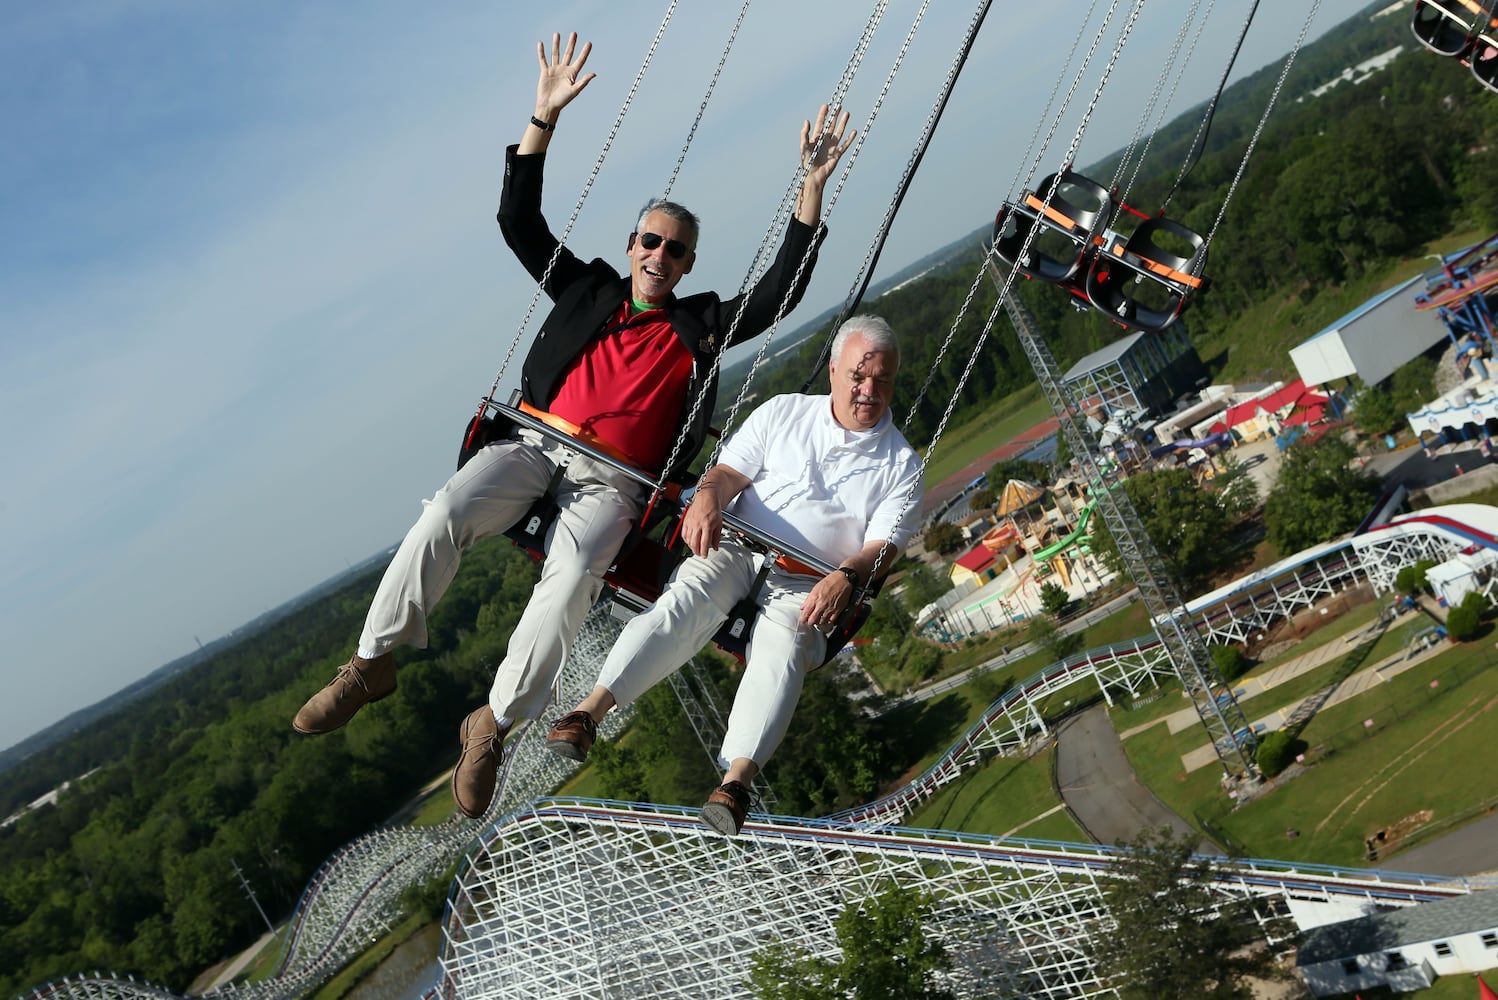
[292,653,396,734]
[452,705,508,819]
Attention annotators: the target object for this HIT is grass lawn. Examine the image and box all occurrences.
[1123,640,1498,867]
[919,384,1052,487]
[904,747,1077,839]
[1194,234,1489,383]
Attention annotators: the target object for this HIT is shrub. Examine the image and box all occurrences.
[1040,581,1070,617]
[1255,729,1303,778]
[1210,644,1248,682]
[1395,560,1435,596]
[924,521,964,555]
[1446,591,1487,641]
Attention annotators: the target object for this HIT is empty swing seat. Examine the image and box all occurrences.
[1084,215,1208,333]
[1470,25,1498,91]
[991,169,1114,285]
[1408,0,1492,56]
[1411,0,1497,57]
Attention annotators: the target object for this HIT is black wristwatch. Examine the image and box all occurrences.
[835,566,859,587]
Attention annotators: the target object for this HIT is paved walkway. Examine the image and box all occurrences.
[1056,704,1214,853]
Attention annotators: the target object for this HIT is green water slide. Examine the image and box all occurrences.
[1030,501,1097,561]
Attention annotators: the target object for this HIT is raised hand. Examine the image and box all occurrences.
[800,104,855,187]
[535,31,596,117]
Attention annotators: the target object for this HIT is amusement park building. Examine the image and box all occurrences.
[1290,273,1450,391]
[1060,326,1208,423]
[1297,888,1498,996]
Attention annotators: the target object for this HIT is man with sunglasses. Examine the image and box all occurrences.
[291,31,853,821]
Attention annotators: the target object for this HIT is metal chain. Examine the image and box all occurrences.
[903,0,1150,548]
[482,1,683,404]
[1161,0,1259,215]
[646,0,895,501]
[1118,0,1212,205]
[1205,0,1320,246]
[1000,0,1102,207]
[1111,0,1206,203]
[721,0,931,426]
[660,0,754,200]
[905,0,1137,425]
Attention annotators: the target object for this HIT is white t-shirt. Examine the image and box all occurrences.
[717,393,924,566]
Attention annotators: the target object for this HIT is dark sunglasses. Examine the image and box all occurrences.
[634,231,691,260]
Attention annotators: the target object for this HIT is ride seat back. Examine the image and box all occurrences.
[1411,0,1497,56]
[1470,24,1498,91]
[1084,215,1208,333]
[991,170,1114,284]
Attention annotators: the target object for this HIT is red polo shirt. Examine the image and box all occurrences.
[547,302,694,474]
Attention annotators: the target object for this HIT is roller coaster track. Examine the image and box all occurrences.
[21,505,1498,999]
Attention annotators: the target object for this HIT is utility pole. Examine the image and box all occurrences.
[232,858,277,936]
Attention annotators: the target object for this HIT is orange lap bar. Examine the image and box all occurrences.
[1024,194,1083,234]
[1110,242,1205,289]
[1453,0,1498,28]
[517,400,679,500]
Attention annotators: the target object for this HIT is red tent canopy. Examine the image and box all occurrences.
[1480,972,1498,1000]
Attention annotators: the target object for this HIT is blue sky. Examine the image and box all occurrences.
[0,0,1379,751]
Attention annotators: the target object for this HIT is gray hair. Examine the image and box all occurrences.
[830,314,900,367]
[636,198,700,250]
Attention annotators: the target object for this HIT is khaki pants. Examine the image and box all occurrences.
[361,430,643,723]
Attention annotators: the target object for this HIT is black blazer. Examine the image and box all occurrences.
[497,144,827,480]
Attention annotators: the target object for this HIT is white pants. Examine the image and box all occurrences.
[596,539,826,768]
[361,431,644,723]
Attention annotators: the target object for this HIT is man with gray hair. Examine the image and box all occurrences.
[291,31,853,821]
[545,314,924,835]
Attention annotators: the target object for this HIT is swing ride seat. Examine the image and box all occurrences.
[1469,20,1498,92]
[1083,214,1208,333]
[990,169,1114,285]
[1410,0,1497,57]
[482,400,875,668]
[470,399,690,606]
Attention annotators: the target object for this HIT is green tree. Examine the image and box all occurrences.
[1395,559,1435,595]
[1264,435,1382,555]
[1351,380,1400,437]
[1390,355,1437,415]
[1254,730,1303,778]
[1040,581,1070,617]
[897,563,952,612]
[1091,468,1237,590]
[987,458,1050,490]
[1027,614,1084,663]
[923,521,964,556]
[1210,644,1247,682]
[771,669,889,814]
[750,884,954,1000]
[1090,827,1281,999]
[1446,590,1488,641]
[1210,454,1260,519]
